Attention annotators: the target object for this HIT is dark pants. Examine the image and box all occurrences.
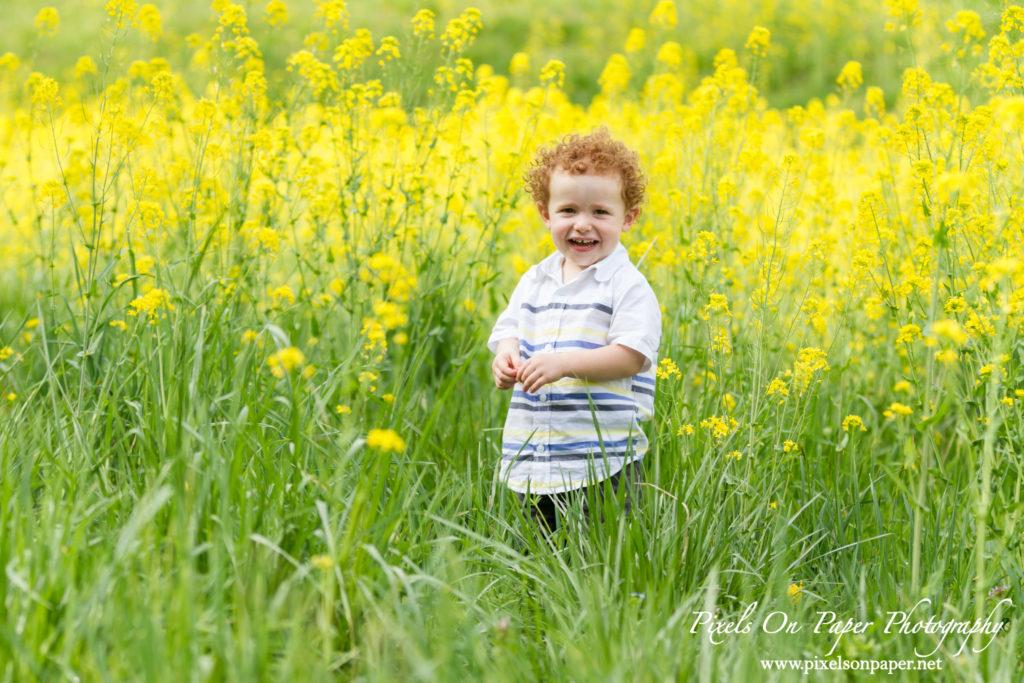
[515,459,643,535]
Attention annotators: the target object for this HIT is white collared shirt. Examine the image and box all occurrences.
[488,244,661,494]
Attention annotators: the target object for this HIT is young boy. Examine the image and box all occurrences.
[488,128,661,533]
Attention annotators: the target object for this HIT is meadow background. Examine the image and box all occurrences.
[1,0,1023,680]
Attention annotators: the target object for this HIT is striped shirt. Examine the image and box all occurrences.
[488,244,661,494]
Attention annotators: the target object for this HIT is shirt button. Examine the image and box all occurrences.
[545,344,553,352]
[539,394,547,403]
[536,444,545,453]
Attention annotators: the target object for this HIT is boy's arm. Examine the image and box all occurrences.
[516,344,646,394]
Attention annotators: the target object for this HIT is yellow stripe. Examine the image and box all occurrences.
[552,378,633,397]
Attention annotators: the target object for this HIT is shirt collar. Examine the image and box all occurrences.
[538,243,632,284]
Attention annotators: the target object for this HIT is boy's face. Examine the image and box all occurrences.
[538,168,640,280]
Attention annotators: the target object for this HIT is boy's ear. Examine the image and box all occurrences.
[623,207,641,231]
[537,202,551,224]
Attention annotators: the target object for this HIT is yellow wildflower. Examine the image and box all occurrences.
[106,0,139,29]
[842,415,866,432]
[598,54,631,94]
[264,0,289,26]
[367,428,405,453]
[766,377,789,401]
[930,319,967,345]
[836,61,863,91]
[539,60,565,88]
[509,52,530,76]
[128,288,174,317]
[266,348,305,379]
[411,9,434,37]
[656,41,684,69]
[0,53,20,71]
[137,4,162,41]
[943,296,966,314]
[270,285,295,306]
[657,358,682,380]
[896,324,921,344]
[883,402,913,419]
[74,56,98,79]
[624,28,646,53]
[701,415,738,442]
[314,0,348,29]
[745,27,770,58]
[649,1,677,29]
[311,554,333,570]
[34,8,60,37]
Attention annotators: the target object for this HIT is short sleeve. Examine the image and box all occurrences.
[487,269,531,353]
[607,273,661,372]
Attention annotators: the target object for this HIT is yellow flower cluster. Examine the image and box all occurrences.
[648,1,677,29]
[34,8,60,37]
[701,415,739,443]
[439,8,481,54]
[791,348,829,394]
[267,347,310,379]
[657,358,682,380]
[744,27,770,58]
[836,61,862,92]
[128,288,174,318]
[842,415,867,432]
[883,402,913,419]
[367,428,405,453]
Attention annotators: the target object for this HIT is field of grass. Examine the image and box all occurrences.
[1,0,1023,680]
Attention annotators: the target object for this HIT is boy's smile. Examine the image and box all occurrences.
[538,169,640,282]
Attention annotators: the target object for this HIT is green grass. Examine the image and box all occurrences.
[2,250,1022,679]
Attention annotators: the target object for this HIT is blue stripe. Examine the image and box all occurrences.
[519,339,604,352]
[633,374,656,386]
[502,437,639,453]
[500,451,637,463]
[509,402,637,412]
[512,390,634,403]
[521,302,612,314]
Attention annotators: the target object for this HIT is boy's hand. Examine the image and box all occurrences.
[492,339,521,390]
[516,353,567,394]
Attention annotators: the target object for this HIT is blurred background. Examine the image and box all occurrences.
[1,0,1004,107]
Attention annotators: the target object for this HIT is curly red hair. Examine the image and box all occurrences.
[524,128,646,211]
